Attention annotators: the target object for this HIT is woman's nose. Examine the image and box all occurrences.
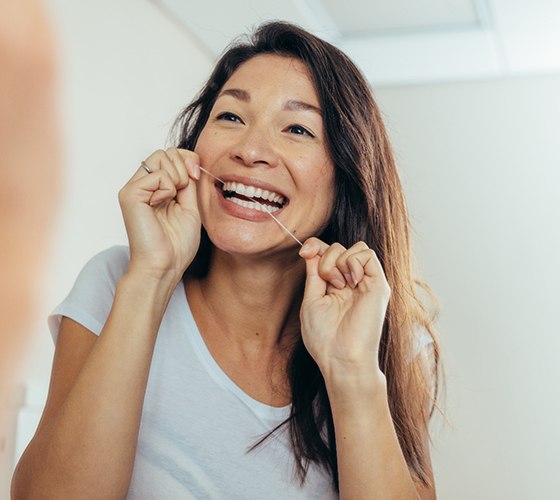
[230,127,279,168]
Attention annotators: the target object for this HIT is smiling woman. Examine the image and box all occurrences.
[193,54,334,252]
[12,21,442,500]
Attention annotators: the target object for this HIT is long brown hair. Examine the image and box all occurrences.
[172,21,443,492]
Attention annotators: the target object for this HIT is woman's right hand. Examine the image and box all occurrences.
[118,148,202,283]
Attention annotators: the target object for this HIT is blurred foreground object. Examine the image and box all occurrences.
[0,0,61,395]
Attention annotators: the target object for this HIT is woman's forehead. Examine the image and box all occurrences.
[223,54,319,105]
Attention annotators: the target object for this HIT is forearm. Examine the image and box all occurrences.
[325,369,419,500]
[12,272,177,500]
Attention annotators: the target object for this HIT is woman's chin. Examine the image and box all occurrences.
[204,225,296,258]
[207,226,266,251]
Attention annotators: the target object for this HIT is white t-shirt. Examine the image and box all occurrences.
[48,246,338,499]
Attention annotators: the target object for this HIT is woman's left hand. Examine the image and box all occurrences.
[298,237,391,378]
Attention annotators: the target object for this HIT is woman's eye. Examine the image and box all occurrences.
[216,112,242,123]
[287,125,314,137]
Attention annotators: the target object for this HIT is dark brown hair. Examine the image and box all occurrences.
[172,21,443,492]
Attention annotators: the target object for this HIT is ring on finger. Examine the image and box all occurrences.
[141,161,152,174]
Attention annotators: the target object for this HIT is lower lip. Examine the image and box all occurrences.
[214,184,287,222]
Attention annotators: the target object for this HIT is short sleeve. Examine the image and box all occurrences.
[47,245,130,344]
[408,325,434,363]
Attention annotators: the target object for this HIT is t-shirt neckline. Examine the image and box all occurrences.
[178,282,292,423]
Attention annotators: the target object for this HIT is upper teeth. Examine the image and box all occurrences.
[222,181,286,205]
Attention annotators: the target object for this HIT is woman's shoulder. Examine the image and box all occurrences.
[406,323,434,365]
[47,246,131,341]
[71,245,131,293]
[82,245,130,277]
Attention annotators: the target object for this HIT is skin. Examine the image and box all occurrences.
[0,0,61,398]
[195,55,335,256]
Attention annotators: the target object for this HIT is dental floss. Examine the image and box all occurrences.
[198,166,304,247]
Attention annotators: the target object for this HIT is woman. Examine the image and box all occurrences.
[12,21,441,499]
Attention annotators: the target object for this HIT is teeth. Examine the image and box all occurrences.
[229,197,281,213]
[222,181,286,205]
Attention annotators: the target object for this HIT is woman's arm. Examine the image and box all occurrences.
[325,363,435,500]
[299,238,436,499]
[11,271,177,500]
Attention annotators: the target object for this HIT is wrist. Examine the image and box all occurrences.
[321,357,385,385]
[127,259,185,285]
[325,371,390,422]
[323,364,387,401]
[118,270,180,307]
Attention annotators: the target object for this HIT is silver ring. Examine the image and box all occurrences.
[141,161,152,174]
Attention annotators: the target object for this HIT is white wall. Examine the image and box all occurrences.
[1,0,211,497]
[376,75,560,499]
[20,0,211,381]
[5,1,560,499]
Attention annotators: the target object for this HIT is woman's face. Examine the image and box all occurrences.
[195,54,335,256]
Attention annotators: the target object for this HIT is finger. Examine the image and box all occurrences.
[176,175,198,210]
[129,158,156,182]
[300,238,347,288]
[298,237,329,259]
[130,169,177,206]
[177,148,201,180]
[347,255,365,287]
[158,149,180,186]
[346,249,390,293]
[335,241,369,287]
[302,254,327,301]
[165,147,190,189]
[129,149,170,183]
[150,180,177,206]
[317,242,347,289]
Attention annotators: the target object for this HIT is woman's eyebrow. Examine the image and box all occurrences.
[283,99,321,115]
[217,88,321,115]
[218,88,250,101]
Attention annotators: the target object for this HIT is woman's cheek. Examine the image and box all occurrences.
[196,130,227,164]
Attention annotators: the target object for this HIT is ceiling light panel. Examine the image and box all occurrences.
[317,0,481,36]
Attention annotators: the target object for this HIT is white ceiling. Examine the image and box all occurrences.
[151,0,560,86]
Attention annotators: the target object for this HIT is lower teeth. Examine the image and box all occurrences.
[229,197,281,213]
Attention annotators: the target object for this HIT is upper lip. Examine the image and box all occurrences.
[214,173,289,201]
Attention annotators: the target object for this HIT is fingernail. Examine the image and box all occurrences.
[332,277,346,288]
[344,273,356,288]
[194,165,201,180]
[351,271,359,287]
[299,242,311,255]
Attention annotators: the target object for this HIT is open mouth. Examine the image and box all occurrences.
[219,181,288,213]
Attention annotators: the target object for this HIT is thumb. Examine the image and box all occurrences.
[302,255,327,301]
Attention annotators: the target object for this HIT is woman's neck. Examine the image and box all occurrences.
[186,249,305,354]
